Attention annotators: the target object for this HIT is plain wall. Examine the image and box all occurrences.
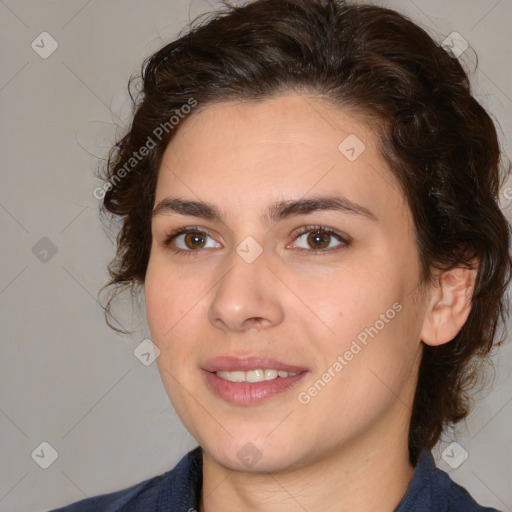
[0,1,511,510]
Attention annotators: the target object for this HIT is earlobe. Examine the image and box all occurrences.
[421,260,479,347]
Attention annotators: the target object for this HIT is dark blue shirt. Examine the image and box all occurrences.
[49,447,502,511]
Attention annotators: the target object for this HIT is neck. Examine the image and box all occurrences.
[199,409,416,512]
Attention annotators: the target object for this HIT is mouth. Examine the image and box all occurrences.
[202,355,309,405]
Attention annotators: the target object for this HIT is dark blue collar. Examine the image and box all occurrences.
[52,445,501,510]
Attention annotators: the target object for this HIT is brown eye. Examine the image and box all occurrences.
[183,231,207,249]
[164,227,221,253]
[307,230,331,249]
[291,226,350,252]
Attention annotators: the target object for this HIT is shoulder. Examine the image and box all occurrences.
[47,474,162,512]
[47,447,203,512]
[433,460,501,512]
[395,448,502,512]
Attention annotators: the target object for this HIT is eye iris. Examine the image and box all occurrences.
[307,230,330,249]
[184,232,206,249]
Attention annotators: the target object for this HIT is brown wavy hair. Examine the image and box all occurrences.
[97,0,512,465]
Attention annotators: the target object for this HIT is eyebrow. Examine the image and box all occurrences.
[152,194,378,224]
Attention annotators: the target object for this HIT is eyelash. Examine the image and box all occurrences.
[162,225,351,256]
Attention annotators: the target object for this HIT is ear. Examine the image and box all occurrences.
[420,259,479,346]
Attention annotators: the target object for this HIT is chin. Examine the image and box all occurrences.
[200,432,308,474]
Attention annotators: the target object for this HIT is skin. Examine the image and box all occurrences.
[144,92,477,512]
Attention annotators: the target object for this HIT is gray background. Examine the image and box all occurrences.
[0,1,511,510]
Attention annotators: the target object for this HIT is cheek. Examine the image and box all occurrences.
[144,258,211,386]
[144,259,194,340]
[301,292,419,424]
[145,267,199,404]
[303,260,418,383]
[304,264,398,337]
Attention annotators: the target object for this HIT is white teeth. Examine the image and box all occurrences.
[264,369,278,380]
[215,369,298,383]
[246,369,264,383]
[216,370,245,382]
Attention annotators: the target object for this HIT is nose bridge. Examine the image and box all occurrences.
[208,243,284,331]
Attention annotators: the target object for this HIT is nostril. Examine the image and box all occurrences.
[245,317,266,329]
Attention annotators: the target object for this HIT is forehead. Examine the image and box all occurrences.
[154,93,409,226]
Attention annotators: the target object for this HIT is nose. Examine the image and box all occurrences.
[207,248,285,332]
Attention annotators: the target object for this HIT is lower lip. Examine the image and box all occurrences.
[203,370,308,405]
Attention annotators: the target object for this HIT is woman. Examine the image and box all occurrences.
[52,0,511,510]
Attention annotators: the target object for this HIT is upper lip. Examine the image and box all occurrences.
[202,355,308,373]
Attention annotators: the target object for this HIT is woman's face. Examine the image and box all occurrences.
[145,93,429,472]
